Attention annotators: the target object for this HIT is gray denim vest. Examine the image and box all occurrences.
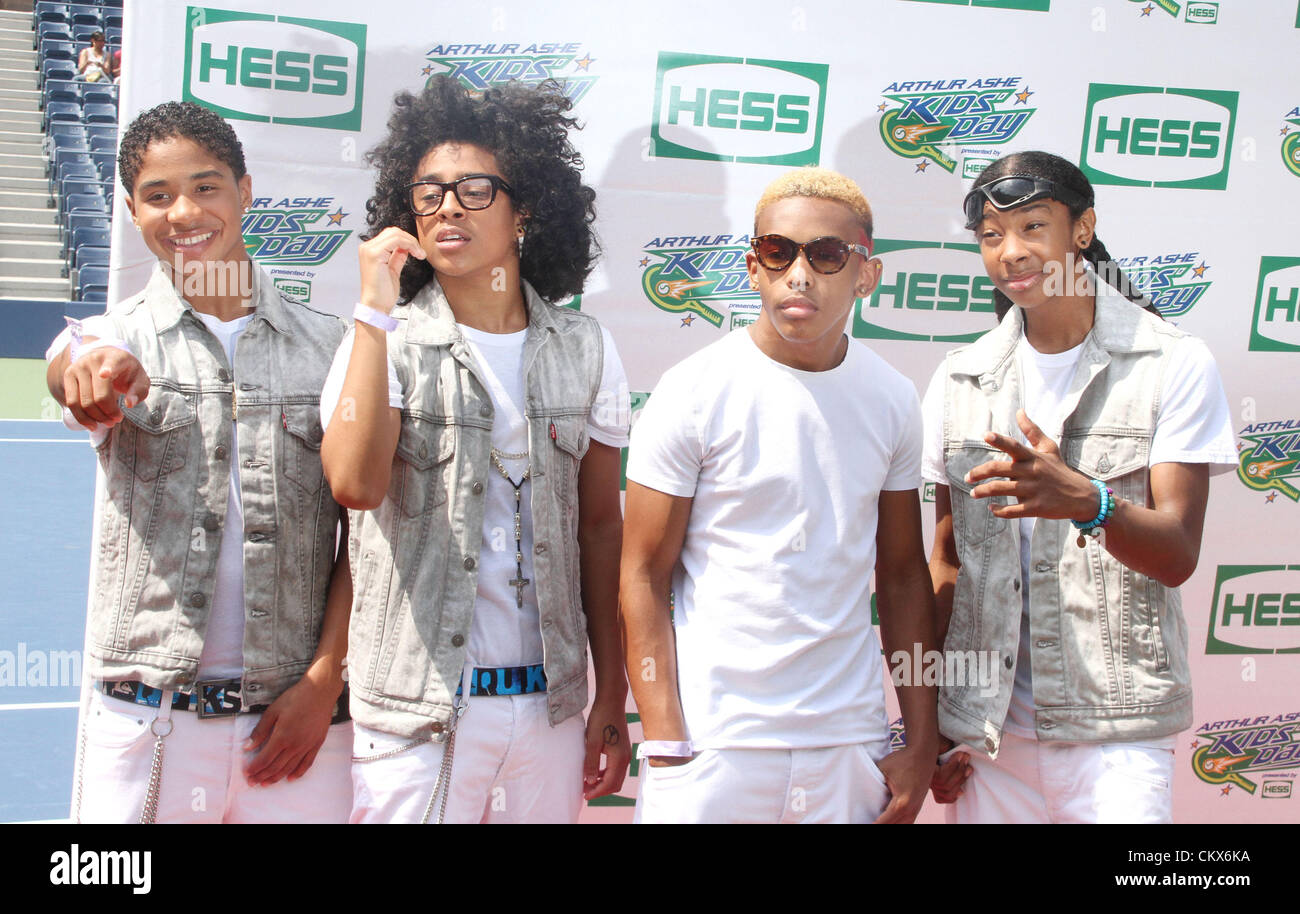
[88,265,346,704]
[347,279,604,740]
[937,287,1192,755]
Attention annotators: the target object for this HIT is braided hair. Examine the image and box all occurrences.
[968,151,1160,321]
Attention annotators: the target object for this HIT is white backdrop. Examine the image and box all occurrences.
[111,0,1300,823]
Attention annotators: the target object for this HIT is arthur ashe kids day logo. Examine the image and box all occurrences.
[1281,107,1300,179]
[1079,83,1237,190]
[1206,565,1300,656]
[420,42,597,103]
[1114,252,1211,319]
[1191,711,1300,797]
[183,7,366,131]
[1236,418,1300,503]
[877,76,1037,175]
[853,240,995,343]
[638,233,758,329]
[651,52,829,166]
[242,195,353,303]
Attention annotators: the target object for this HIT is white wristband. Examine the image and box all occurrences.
[354,302,398,333]
[637,740,694,759]
[72,337,136,363]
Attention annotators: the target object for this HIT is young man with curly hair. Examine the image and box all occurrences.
[621,167,940,823]
[320,76,631,823]
[45,101,353,823]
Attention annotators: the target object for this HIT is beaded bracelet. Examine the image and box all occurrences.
[1072,479,1115,548]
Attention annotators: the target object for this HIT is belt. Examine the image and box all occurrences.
[100,679,351,724]
[455,663,547,697]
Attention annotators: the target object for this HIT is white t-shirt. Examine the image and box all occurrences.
[921,323,1237,740]
[193,311,253,680]
[320,321,629,668]
[626,329,923,751]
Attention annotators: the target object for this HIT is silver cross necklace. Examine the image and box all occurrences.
[489,447,531,608]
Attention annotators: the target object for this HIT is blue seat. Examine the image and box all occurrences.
[73,244,111,273]
[41,38,76,64]
[81,84,115,107]
[49,160,98,200]
[63,224,111,260]
[88,132,116,153]
[69,6,101,28]
[40,58,76,86]
[105,26,122,45]
[63,211,110,248]
[42,78,79,108]
[90,150,116,183]
[36,21,72,49]
[35,2,70,26]
[49,144,91,180]
[61,192,106,226]
[78,265,110,301]
[42,99,82,132]
[86,124,116,144]
[83,102,116,125]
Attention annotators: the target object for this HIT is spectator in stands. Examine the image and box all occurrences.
[44,101,353,823]
[77,30,111,82]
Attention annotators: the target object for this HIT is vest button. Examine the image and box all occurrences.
[1034,561,1052,573]
[450,634,465,647]
[150,407,162,424]
[1004,655,1013,670]
[534,542,547,554]
[431,721,444,734]
[1012,579,1021,591]
[479,405,492,418]
[419,443,428,459]
[984,737,997,753]
[188,592,206,608]
[217,369,231,382]
[472,482,483,495]
[203,514,219,532]
[463,556,476,570]
[214,445,228,460]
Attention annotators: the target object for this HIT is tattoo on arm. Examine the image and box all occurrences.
[603,724,619,746]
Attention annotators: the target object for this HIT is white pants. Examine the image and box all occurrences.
[76,689,353,823]
[350,692,586,824]
[945,731,1175,824]
[634,741,892,824]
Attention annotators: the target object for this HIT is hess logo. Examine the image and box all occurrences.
[651,52,828,166]
[1206,565,1300,655]
[852,240,994,343]
[183,7,367,131]
[1250,258,1300,352]
[1080,84,1237,190]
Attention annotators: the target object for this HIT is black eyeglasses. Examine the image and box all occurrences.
[404,174,514,216]
[962,175,1090,229]
[750,234,871,275]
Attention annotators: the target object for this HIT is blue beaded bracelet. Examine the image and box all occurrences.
[1073,479,1115,547]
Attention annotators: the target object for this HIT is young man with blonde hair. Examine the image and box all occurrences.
[621,167,940,823]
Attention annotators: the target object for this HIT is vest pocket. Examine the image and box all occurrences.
[549,415,589,506]
[1062,431,1149,503]
[944,445,1010,547]
[117,389,196,481]
[393,417,455,516]
[281,403,326,494]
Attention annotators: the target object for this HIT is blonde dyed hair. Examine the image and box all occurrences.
[753,167,874,242]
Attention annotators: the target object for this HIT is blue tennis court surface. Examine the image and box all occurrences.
[0,419,97,822]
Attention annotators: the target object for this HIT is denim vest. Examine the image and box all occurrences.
[937,288,1192,755]
[347,279,604,740]
[88,265,346,704]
